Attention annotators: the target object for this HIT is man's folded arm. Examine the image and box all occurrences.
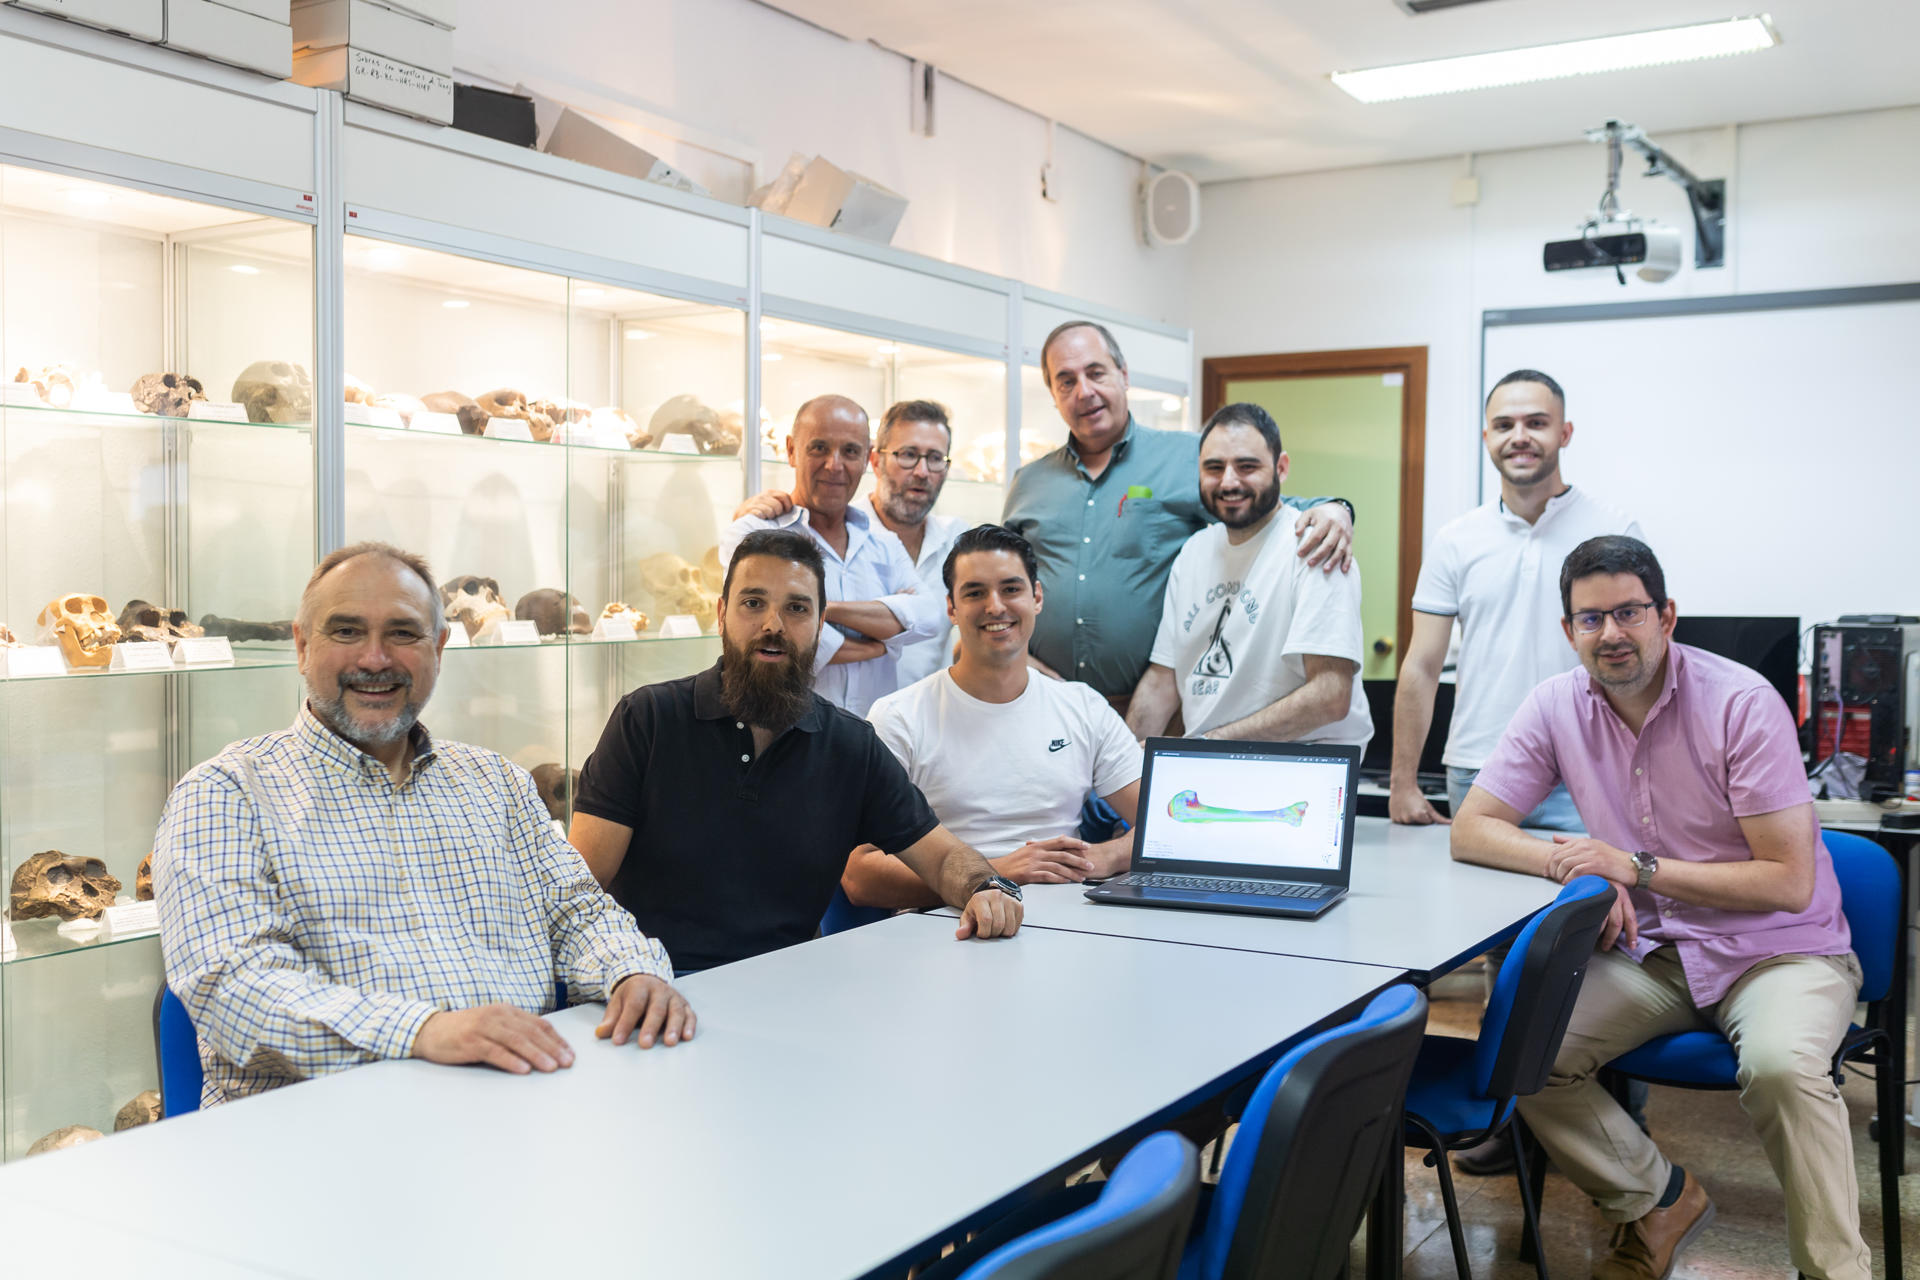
[154,766,439,1083]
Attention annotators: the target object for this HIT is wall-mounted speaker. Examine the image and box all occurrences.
[1143,169,1200,247]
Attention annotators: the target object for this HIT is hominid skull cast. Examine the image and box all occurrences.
[439,574,511,641]
[10,850,122,922]
[37,594,122,667]
[638,554,719,631]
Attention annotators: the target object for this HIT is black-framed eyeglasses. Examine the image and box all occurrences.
[883,448,950,473]
[1570,602,1658,634]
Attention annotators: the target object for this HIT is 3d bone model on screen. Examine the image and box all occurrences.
[1166,790,1307,827]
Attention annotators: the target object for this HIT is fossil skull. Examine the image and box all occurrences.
[422,391,488,435]
[439,574,511,641]
[25,1125,104,1157]
[37,594,121,667]
[14,363,78,409]
[114,1090,163,1131]
[514,588,589,637]
[130,372,206,418]
[10,850,122,922]
[598,602,649,636]
[137,852,154,901]
[475,388,542,439]
[648,395,742,456]
[638,553,719,630]
[117,600,203,645]
[343,373,376,405]
[530,763,579,823]
[232,361,313,425]
[199,614,293,642]
[0,623,18,647]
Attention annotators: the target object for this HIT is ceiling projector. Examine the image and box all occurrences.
[1544,224,1682,283]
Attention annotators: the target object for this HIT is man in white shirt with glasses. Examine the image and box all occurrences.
[721,394,943,716]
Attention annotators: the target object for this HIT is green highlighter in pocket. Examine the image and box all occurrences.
[1119,484,1153,516]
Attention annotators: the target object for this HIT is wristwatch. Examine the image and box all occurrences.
[1631,850,1658,890]
[973,873,1023,901]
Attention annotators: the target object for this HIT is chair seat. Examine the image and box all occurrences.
[1611,1030,1738,1087]
[1404,1034,1512,1143]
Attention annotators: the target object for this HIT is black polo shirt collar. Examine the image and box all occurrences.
[690,661,827,734]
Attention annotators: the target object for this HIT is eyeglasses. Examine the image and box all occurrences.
[1570,602,1658,634]
[883,448,950,473]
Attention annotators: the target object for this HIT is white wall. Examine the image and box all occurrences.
[1190,105,1920,546]
[451,0,1190,326]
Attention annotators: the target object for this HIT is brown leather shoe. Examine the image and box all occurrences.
[1592,1170,1715,1280]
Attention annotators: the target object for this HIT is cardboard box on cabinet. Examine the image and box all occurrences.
[162,0,291,77]
[7,0,163,41]
[292,0,450,76]
[292,44,452,123]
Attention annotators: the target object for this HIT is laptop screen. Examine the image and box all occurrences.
[1132,738,1359,883]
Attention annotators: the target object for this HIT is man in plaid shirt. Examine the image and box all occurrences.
[154,542,691,1106]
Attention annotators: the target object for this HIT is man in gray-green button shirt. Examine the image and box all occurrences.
[1004,320,1354,704]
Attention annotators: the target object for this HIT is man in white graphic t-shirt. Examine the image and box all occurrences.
[1126,402,1372,749]
[844,525,1143,908]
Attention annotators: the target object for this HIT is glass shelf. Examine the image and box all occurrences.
[442,631,717,653]
[0,402,313,433]
[2,916,158,967]
[345,417,738,460]
[1,646,295,683]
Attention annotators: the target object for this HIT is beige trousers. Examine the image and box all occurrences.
[1515,945,1871,1280]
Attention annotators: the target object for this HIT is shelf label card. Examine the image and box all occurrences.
[103,901,160,938]
[592,617,641,641]
[412,411,462,435]
[442,625,471,648]
[111,642,175,672]
[174,637,235,666]
[0,920,13,961]
[658,435,702,455]
[659,615,704,639]
[188,400,250,423]
[482,417,535,442]
[485,620,542,646]
[2,646,67,678]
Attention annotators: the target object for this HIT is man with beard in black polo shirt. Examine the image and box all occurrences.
[569,529,1022,972]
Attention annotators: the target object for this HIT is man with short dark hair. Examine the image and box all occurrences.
[722,395,943,716]
[1452,535,1867,1280]
[1393,369,1640,830]
[155,541,692,1107]
[569,530,1023,972]
[1003,320,1354,709]
[867,399,968,686]
[1126,403,1371,747]
[845,526,1142,908]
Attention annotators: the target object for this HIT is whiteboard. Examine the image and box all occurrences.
[1482,296,1920,633]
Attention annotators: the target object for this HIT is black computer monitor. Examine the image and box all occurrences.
[1361,678,1452,784]
[1671,616,1800,713]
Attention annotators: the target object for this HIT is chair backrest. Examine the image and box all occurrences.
[1476,875,1616,1101]
[1196,984,1429,1280]
[1825,830,1900,1004]
[153,986,204,1118]
[820,884,891,935]
[959,1130,1200,1280]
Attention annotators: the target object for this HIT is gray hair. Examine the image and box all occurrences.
[296,541,446,639]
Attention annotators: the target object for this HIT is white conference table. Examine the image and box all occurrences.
[935,817,1562,979]
[0,913,1398,1280]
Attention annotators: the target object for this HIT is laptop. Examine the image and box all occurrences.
[1084,736,1360,920]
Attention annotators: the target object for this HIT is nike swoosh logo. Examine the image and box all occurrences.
[1048,739,1069,752]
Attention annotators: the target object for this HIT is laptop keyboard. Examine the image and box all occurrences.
[1121,873,1333,900]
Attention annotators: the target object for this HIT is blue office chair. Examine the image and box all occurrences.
[153,986,204,1118]
[957,1131,1201,1280]
[1182,982,1429,1280]
[821,883,891,935]
[1402,874,1617,1280]
[154,979,575,1119]
[1584,830,1904,1280]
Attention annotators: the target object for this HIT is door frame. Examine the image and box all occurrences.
[1201,346,1427,668]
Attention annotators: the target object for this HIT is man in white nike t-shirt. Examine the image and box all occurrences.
[1126,402,1372,749]
[844,525,1143,908]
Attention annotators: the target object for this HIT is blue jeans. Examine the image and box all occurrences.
[1448,766,1585,833]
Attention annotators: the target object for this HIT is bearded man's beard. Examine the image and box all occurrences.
[719,631,819,732]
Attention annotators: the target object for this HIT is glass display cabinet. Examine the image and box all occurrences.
[339,236,745,830]
[0,162,316,1158]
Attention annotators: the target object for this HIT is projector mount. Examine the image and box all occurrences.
[1582,120,1726,269]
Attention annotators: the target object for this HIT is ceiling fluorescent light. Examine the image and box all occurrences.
[1332,15,1778,103]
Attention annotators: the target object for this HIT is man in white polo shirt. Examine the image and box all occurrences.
[1391,369,1641,829]
[1126,402,1372,749]
[843,525,1142,907]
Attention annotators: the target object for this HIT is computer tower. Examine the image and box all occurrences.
[1810,616,1920,802]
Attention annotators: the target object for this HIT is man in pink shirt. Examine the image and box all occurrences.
[1453,535,1866,1280]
